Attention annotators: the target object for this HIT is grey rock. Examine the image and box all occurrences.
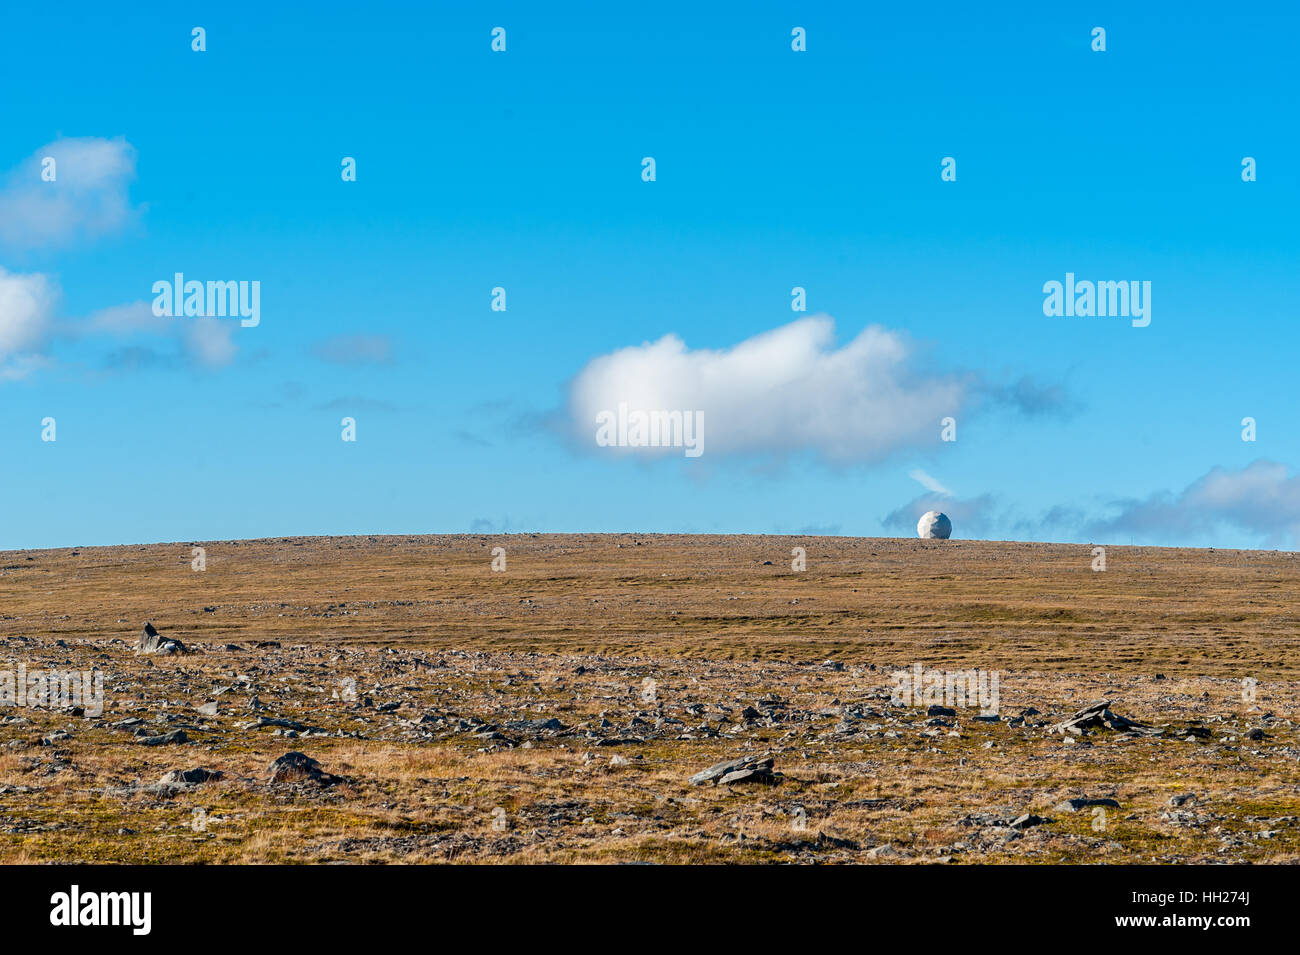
[247,716,310,732]
[1010,813,1050,830]
[136,622,185,655]
[503,717,566,733]
[266,751,344,786]
[136,729,188,746]
[688,752,779,786]
[1048,700,1159,736]
[866,844,905,859]
[1054,797,1121,813]
[160,767,223,785]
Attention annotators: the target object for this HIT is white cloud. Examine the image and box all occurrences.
[0,267,58,377]
[567,316,968,463]
[0,137,139,247]
[909,468,952,496]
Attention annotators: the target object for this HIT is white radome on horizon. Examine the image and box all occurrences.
[917,510,952,539]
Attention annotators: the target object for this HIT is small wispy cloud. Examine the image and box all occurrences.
[80,300,239,369]
[310,334,394,366]
[981,376,1078,418]
[454,430,493,448]
[314,396,398,413]
[908,468,951,496]
[183,317,239,368]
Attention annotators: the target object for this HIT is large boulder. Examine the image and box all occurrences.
[161,767,223,786]
[137,622,185,655]
[267,752,345,787]
[688,752,780,786]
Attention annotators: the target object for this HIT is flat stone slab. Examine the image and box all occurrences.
[688,752,777,786]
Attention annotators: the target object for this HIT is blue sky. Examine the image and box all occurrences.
[2,1,1298,550]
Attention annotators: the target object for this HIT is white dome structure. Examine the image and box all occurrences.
[917,511,952,539]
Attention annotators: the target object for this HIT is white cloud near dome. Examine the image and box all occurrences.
[568,316,968,464]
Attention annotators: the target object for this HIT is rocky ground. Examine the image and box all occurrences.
[1,534,1297,863]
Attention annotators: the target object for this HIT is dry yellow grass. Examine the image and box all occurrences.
[0,534,1296,864]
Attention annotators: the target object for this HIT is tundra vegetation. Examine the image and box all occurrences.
[0,534,1296,864]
